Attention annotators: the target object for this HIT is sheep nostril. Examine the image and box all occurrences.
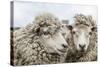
[62,44,68,48]
[79,44,85,49]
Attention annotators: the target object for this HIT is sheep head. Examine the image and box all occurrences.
[70,24,95,53]
[32,13,69,55]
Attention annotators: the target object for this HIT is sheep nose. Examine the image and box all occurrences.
[79,44,85,49]
[62,44,68,48]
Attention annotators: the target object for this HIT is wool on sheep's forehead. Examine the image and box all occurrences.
[32,13,62,36]
[34,13,60,26]
[74,14,96,27]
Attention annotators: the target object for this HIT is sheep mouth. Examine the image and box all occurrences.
[57,49,66,53]
[77,50,86,54]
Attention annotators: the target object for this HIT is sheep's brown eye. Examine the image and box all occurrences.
[62,25,64,28]
[72,31,75,34]
[62,33,66,36]
[44,32,49,35]
[89,32,92,35]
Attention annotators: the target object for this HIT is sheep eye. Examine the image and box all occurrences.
[89,32,92,35]
[72,31,75,34]
[61,25,64,28]
[62,33,66,36]
[44,32,49,35]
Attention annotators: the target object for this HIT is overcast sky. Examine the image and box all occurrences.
[13,1,97,27]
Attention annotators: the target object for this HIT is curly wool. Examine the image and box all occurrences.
[12,13,67,66]
[74,14,97,27]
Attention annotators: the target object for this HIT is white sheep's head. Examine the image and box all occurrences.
[34,25,69,55]
[70,24,95,52]
[32,13,69,55]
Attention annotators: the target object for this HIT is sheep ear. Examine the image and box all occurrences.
[67,25,73,30]
[35,27,40,33]
[91,27,96,31]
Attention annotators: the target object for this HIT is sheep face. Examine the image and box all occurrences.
[72,24,92,52]
[38,26,68,55]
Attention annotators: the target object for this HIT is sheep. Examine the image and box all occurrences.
[65,14,97,62]
[11,13,69,66]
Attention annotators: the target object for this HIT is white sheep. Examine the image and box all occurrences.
[65,14,97,62]
[11,13,69,66]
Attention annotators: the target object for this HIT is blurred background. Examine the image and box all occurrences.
[12,1,97,28]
